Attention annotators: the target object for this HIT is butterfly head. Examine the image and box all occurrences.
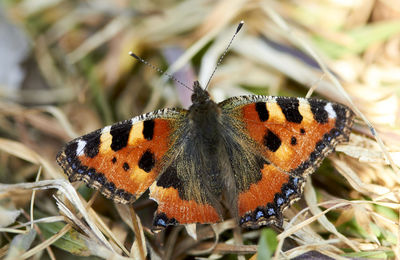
[191,81,210,105]
[189,81,220,121]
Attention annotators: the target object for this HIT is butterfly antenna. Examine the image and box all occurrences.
[205,21,244,90]
[129,52,193,92]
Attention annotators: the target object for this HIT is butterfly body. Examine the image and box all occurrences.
[57,81,354,230]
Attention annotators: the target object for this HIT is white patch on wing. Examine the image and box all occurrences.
[76,140,87,156]
[324,103,336,118]
[102,126,111,134]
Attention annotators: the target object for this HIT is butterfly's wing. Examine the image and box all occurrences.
[57,108,187,204]
[149,161,223,230]
[148,117,226,231]
[218,96,354,228]
[57,107,223,230]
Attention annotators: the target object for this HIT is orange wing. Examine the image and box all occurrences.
[57,107,223,230]
[57,108,186,204]
[219,96,354,228]
[149,165,221,231]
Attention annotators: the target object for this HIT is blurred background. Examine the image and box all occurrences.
[1,0,400,259]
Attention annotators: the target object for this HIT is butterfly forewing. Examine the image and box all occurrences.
[56,108,186,204]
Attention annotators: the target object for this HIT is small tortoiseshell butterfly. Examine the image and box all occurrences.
[57,23,354,231]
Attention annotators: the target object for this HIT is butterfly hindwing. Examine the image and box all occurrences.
[56,108,187,204]
[219,96,354,228]
[150,164,222,230]
[149,111,227,230]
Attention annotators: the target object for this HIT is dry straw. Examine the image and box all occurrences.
[1,0,399,259]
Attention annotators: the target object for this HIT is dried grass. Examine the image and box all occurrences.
[1,0,400,259]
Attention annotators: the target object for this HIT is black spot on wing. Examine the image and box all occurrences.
[291,136,297,145]
[276,97,303,123]
[82,129,101,158]
[112,157,117,164]
[138,150,155,172]
[255,102,269,122]
[156,165,185,198]
[123,162,130,171]
[263,130,281,152]
[300,128,306,134]
[143,119,155,140]
[309,99,328,124]
[110,121,132,151]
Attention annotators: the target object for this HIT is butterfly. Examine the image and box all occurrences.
[57,79,354,231]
